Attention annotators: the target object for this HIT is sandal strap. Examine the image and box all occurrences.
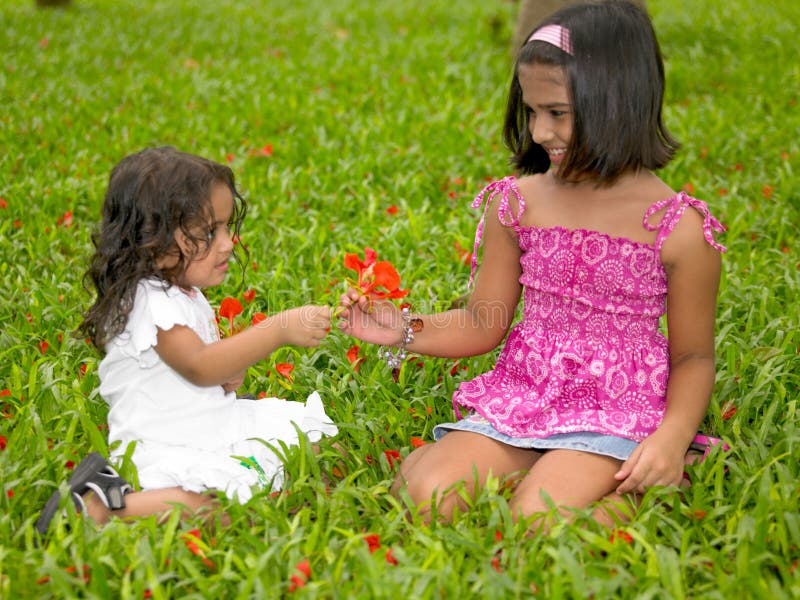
[84,465,133,510]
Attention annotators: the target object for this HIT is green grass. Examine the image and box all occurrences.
[1,0,799,597]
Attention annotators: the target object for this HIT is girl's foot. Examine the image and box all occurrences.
[35,452,132,534]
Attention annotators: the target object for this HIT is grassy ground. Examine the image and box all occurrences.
[1,0,798,597]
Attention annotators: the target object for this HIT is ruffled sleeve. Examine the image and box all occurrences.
[112,280,202,368]
[469,176,526,286]
[643,191,727,253]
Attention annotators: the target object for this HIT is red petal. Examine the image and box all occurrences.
[364,534,381,553]
[218,297,243,320]
[372,262,400,290]
[343,253,365,274]
[275,363,294,380]
[251,312,267,325]
[363,247,377,266]
[295,559,311,578]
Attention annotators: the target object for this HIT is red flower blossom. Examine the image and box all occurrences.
[225,153,234,163]
[218,297,243,336]
[491,556,502,573]
[762,185,774,199]
[7,489,14,499]
[0,436,6,451]
[383,449,401,469]
[288,559,311,592]
[453,240,471,266]
[721,402,737,420]
[0,198,7,209]
[386,205,398,215]
[364,533,381,553]
[344,247,408,300]
[56,210,73,227]
[385,548,398,565]
[346,344,363,372]
[682,182,694,194]
[295,559,311,579]
[38,340,49,354]
[0,390,9,397]
[251,312,267,325]
[609,529,633,544]
[288,574,306,592]
[79,363,88,376]
[65,460,75,470]
[410,436,427,448]
[260,144,273,157]
[182,529,215,569]
[243,289,256,303]
[275,363,294,381]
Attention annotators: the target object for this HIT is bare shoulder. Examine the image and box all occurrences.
[660,197,722,272]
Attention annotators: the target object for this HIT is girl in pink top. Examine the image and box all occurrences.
[339,0,727,528]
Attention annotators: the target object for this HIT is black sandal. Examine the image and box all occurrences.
[35,452,132,534]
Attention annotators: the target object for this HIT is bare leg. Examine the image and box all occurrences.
[392,431,542,521]
[509,449,624,531]
[83,487,227,526]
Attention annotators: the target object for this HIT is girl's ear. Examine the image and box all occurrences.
[155,230,185,270]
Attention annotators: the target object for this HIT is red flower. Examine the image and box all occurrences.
[364,533,381,553]
[225,153,234,163]
[38,340,49,354]
[344,247,408,300]
[218,297,243,336]
[56,210,73,227]
[0,198,7,209]
[721,402,737,421]
[275,363,294,381]
[762,185,774,199]
[383,449,401,469]
[251,312,267,325]
[386,205,398,215]
[385,548,398,565]
[491,556,502,573]
[288,574,305,592]
[243,289,256,303]
[0,390,9,397]
[260,144,273,157]
[65,460,75,470]
[7,489,14,499]
[0,435,6,450]
[682,182,694,194]
[609,529,633,544]
[295,559,311,579]
[182,529,215,569]
[410,436,427,448]
[453,240,471,266]
[346,345,363,372]
[288,559,311,592]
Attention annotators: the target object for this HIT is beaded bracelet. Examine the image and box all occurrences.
[378,306,416,369]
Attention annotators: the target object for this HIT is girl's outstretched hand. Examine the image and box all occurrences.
[336,288,404,346]
[271,305,332,348]
[614,428,687,495]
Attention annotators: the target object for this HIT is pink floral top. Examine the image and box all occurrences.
[453,176,726,442]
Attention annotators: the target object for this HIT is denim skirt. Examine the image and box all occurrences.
[433,413,639,461]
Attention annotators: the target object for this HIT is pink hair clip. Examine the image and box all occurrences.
[527,24,573,55]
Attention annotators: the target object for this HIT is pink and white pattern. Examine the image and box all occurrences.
[455,177,725,442]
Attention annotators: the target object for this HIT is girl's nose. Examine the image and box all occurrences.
[530,116,552,146]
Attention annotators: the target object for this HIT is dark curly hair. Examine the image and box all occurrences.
[77,147,248,350]
[504,0,679,184]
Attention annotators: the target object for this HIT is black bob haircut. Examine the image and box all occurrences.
[503,0,679,184]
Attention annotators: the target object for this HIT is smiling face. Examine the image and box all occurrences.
[517,62,573,168]
[175,181,235,289]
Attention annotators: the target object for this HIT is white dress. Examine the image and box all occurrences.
[98,279,338,502]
